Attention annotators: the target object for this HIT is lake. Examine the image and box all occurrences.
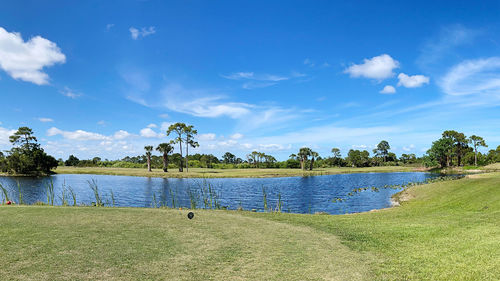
[0,172,444,214]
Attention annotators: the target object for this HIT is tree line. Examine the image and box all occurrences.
[2,126,500,175]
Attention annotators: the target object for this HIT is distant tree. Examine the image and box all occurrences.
[442,130,468,166]
[373,140,390,162]
[222,152,236,164]
[183,125,198,172]
[156,142,174,172]
[6,127,57,174]
[167,123,187,172]
[144,145,153,172]
[347,149,370,167]
[65,155,80,166]
[331,148,341,166]
[298,147,311,170]
[309,151,319,170]
[468,135,487,166]
[427,137,454,167]
[9,127,38,150]
[92,157,101,164]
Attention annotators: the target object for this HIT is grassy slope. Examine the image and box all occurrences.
[251,172,500,280]
[1,173,499,280]
[53,166,418,178]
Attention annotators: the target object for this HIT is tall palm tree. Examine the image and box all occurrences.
[298,147,311,170]
[156,142,174,172]
[144,145,153,172]
[310,151,319,170]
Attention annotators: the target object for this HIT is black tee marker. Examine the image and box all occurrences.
[187,212,194,219]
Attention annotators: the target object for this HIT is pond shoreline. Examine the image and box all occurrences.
[46,166,427,179]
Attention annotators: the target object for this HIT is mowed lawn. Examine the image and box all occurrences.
[1,173,499,280]
[53,165,418,178]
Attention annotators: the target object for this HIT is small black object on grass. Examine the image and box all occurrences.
[187,212,194,219]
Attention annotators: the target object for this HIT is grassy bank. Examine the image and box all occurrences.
[1,173,499,280]
[53,165,420,178]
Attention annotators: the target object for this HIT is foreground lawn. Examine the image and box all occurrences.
[1,172,499,280]
[53,165,418,178]
[0,207,372,280]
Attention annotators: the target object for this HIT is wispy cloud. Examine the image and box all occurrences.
[0,27,66,85]
[60,87,82,99]
[129,26,156,40]
[38,117,54,122]
[417,24,480,70]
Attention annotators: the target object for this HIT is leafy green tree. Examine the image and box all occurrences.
[92,157,101,164]
[442,130,468,166]
[373,140,390,162]
[65,155,80,166]
[144,145,153,172]
[222,152,236,164]
[167,123,187,172]
[468,135,487,166]
[427,137,454,167]
[347,149,370,167]
[156,142,174,172]
[5,127,57,174]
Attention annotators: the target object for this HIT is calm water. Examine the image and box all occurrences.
[0,172,443,214]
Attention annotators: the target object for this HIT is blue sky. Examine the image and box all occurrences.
[1,0,500,160]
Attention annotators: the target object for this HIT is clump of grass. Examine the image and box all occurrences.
[17,181,23,205]
[262,185,268,212]
[110,189,115,207]
[0,183,10,204]
[45,180,55,206]
[68,186,77,206]
[88,179,103,207]
[276,192,282,213]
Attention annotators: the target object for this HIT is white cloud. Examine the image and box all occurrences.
[380,85,396,94]
[0,27,66,85]
[146,123,157,128]
[198,133,216,141]
[344,54,399,80]
[113,130,132,140]
[403,144,415,152]
[140,128,163,138]
[97,120,107,126]
[397,73,430,88]
[38,117,54,122]
[106,24,115,31]
[159,113,169,119]
[0,127,16,145]
[47,127,110,141]
[60,87,82,99]
[160,122,173,132]
[230,133,243,140]
[440,57,500,97]
[129,26,156,40]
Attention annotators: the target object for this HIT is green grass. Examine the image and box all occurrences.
[1,173,499,280]
[53,165,419,178]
